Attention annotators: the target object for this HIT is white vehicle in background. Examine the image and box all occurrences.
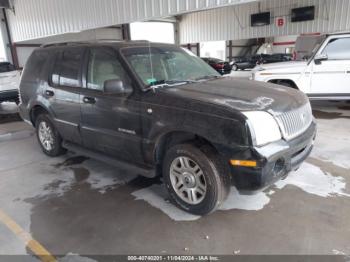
[252,33,350,100]
[0,62,21,104]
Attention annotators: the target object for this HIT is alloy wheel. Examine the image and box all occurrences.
[169,156,207,205]
[38,121,54,151]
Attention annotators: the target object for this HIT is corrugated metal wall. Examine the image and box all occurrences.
[180,0,350,43]
[7,0,257,42]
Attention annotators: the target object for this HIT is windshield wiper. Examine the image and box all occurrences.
[165,79,199,85]
[146,79,198,91]
[195,75,222,81]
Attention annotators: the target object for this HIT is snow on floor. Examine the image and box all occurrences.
[0,138,138,254]
[311,114,350,169]
[218,187,270,211]
[132,184,201,221]
[132,162,350,221]
[275,162,350,198]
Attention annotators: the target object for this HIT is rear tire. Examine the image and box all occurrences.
[232,64,238,71]
[35,114,66,157]
[162,144,230,215]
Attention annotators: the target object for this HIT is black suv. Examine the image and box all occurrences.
[19,41,316,215]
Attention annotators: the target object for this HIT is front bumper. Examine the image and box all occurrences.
[227,120,317,193]
[0,89,19,103]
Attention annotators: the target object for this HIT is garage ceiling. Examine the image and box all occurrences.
[6,0,258,43]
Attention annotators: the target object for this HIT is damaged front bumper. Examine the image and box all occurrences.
[226,120,317,193]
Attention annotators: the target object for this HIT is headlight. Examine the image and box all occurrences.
[243,111,282,146]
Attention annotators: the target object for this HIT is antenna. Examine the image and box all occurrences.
[148,41,155,90]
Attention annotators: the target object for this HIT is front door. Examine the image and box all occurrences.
[80,47,143,164]
[47,47,85,145]
[311,36,350,95]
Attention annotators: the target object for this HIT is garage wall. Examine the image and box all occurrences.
[180,0,350,43]
[6,0,257,43]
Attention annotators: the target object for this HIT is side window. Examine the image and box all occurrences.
[51,48,83,87]
[321,37,350,60]
[87,48,130,91]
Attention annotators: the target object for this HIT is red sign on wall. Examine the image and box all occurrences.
[275,17,285,28]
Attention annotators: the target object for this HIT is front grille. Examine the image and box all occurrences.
[274,103,313,141]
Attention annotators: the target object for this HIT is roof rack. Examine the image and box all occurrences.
[40,39,150,48]
[40,41,90,48]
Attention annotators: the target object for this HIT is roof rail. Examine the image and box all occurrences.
[40,41,90,48]
[40,39,151,48]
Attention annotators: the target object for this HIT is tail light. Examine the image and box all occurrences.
[213,63,224,69]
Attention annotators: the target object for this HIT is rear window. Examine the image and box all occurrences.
[51,48,84,87]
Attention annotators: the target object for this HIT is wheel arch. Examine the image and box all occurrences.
[154,130,218,166]
[30,104,50,127]
[268,79,299,90]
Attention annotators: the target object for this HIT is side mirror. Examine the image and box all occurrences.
[314,54,328,65]
[103,79,131,95]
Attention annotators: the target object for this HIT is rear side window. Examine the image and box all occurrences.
[322,37,350,60]
[52,48,84,87]
[22,50,49,82]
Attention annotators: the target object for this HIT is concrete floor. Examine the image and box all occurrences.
[0,101,350,261]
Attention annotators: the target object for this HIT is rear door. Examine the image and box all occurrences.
[47,47,85,144]
[80,47,144,164]
[311,36,350,95]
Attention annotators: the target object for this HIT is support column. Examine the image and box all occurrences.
[1,9,16,66]
[121,24,131,41]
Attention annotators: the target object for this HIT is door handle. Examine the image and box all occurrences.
[45,90,54,97]
[83,96,96,104]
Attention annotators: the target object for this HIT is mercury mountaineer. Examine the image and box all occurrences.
[19,41,316,215]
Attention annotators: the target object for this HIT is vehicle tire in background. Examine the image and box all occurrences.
[35,114,66,157]
[162,143,230,215]
[231,64,238,71]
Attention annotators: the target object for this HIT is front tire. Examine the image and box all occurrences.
[231,64,238,71]
[35,114,66,157]
[162,144,230,215]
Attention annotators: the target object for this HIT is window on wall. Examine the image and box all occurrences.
[130,22,175,44]
[87,48,130,91]
[52,48,83,87]
[322,38,350,60]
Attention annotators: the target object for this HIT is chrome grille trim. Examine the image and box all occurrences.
[274,103,313,141]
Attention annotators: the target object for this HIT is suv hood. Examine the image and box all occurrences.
[161,77,309,114]
[257,61,307,71]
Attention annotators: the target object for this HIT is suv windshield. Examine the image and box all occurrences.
[294,35,327,61]
[122,45,220,87]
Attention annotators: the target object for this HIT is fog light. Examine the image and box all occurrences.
[230,160,257,167]
[274,158,285,174]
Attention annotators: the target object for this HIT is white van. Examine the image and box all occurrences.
[252,33,350,100]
